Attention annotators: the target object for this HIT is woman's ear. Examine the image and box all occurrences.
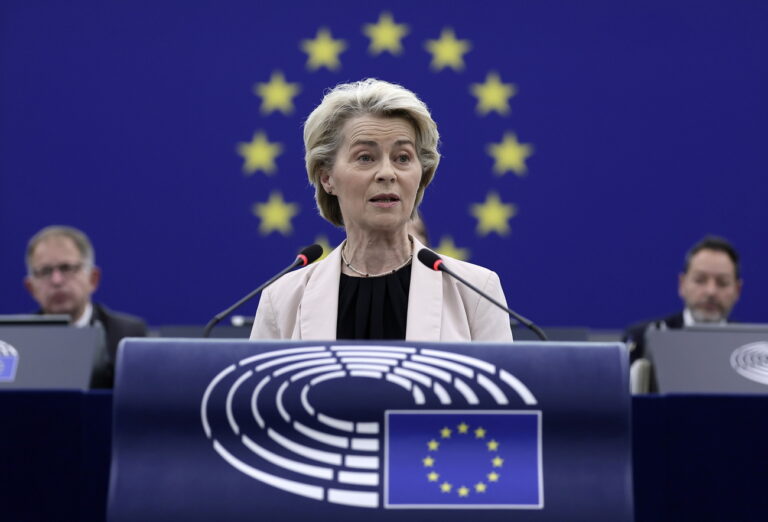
[320,170,334,195]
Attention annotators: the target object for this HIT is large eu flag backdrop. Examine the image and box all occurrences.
[0,1,765,328]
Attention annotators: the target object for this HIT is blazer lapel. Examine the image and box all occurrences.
[300,244,342,340]
[406,239,443,341]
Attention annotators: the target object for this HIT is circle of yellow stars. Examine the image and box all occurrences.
[422,421,503,498]
[237,12,534,246]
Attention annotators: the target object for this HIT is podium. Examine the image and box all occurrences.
[108,340,632,521]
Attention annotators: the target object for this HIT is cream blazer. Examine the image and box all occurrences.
[250,238,513,342]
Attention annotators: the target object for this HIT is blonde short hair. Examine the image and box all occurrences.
[304,79,440,226]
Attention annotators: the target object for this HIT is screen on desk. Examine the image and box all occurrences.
[646,325,768,394]
[0,314,69,325]
[0,325,104,389]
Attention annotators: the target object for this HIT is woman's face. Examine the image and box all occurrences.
[322,115,422,235]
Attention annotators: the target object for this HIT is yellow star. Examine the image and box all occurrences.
[492,456,504,468]
[433,236,470,261]
[474,426,486,439]
[312,236,335,261]
[487,439,500,451]
[487,471,500,482]
[457,422,469,434]
[487,132,534,176]
[440,427,452,439]
[253,71,301,115]
[425,28,471,71]
[237,131,282,175]
[252,192,299,236]
[422,456,435,467]
[470,72,517,115]
[427,471,440,482]
[440,482,452,493]
[457,486,470,497]
[475,482,487,493]
[363,12,408,55]
[301,28,347,71]
[470,192,517,236]
[427,439,440,451]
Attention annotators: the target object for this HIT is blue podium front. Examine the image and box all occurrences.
[108,340,632,521]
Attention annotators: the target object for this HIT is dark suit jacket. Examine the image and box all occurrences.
[90,303,147,388]
[622,311,684,364]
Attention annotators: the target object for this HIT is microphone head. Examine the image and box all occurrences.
[297,244,323,266]
[417,249,443,271]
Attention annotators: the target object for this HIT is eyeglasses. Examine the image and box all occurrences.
[30,263,85,280]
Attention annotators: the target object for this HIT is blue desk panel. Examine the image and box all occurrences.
[2,394,766,521]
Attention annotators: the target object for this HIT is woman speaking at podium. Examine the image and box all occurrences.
[250,79,512,343]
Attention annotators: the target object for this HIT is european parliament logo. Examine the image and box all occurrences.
[200,344,543,510]
[730,341,768,386]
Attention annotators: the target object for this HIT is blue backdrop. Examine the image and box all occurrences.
[1,0,765,328]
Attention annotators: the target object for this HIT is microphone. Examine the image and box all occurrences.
[202,244,323,338]
[417,249,548,341]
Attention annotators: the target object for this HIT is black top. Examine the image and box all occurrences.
[337,264,411,340]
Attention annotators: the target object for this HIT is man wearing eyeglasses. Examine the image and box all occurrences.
[23,225,147,388]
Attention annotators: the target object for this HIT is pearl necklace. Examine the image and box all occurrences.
[341,239,413,278]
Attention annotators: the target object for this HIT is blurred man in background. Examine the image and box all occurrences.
[623,235,743,364]
[24,225,147,388]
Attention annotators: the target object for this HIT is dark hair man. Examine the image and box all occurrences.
[623,235,742,364]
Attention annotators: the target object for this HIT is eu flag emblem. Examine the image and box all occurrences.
[385,410,542,509]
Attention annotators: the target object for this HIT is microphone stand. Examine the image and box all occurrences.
[419,250,548,341]
[202,258,302,338]
[444,266,548,341]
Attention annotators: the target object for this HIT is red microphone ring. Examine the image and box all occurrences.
[433,260,443,271]
[297,254,308,266]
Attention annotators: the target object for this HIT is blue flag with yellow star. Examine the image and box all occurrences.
[386,411,542,508]
[234,14,527,257]
[0,1,766,328]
